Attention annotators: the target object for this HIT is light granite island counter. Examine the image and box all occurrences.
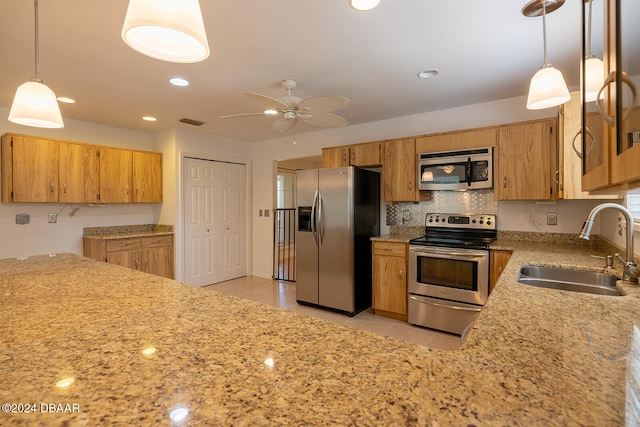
[1,248,638,426]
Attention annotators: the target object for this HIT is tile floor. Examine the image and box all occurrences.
[204,275,462,351]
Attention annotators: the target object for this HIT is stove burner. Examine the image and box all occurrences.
[410,213,497,250]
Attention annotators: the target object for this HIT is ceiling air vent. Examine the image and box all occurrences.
[179,118,205,126]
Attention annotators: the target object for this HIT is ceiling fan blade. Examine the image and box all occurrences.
[219,112,266,119]
[272,118,296,133]
[298,96,350,113]
[244,92,288,110]
[302,112,348,128]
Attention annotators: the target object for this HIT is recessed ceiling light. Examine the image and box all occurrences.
[170,77,189,87]
[56,97,76,104]
[417,69,439,79]
[142,116,157,122]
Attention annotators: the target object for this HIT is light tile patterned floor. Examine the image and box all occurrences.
[204,276,462,351]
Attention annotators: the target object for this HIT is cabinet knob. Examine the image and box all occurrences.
[399,269,403,279]
[63,183,67,193]
[135,259,139,269]
[503,176,507,189]
[50,183,55,193]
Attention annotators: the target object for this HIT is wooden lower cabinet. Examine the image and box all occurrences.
[84,234,174,279]
[372,241,408,320]
[489,249,512,293]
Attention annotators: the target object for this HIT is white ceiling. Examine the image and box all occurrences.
[0,0,618,142]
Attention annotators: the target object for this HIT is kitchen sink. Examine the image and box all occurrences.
[518,265,621,296]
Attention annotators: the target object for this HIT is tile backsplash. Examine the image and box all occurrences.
[386,189,497,226]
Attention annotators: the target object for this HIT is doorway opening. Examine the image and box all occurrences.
[272,156,322,281]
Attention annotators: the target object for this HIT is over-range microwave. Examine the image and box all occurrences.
[418,147,493,191]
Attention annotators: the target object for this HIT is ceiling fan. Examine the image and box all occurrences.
[220,79,350,133]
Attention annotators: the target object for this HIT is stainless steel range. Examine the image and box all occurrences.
[408,213,497,335]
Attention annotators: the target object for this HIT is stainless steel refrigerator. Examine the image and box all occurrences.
[296,166,380,316]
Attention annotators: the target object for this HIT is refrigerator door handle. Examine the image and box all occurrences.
[317,192,323,247]
[311,190,319,247]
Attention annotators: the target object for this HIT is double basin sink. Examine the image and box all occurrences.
[518,265,621,296]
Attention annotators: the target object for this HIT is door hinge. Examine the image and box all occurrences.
[96,149,100,157]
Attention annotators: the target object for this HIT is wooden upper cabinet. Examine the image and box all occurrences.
[322,142,382,168]
[495,119,558,201]
[59,142,100,204]
[132,151,163,203]
[558,92,618,200]
[2,134,59,203]
[322,146,349,168]
[383,138,418,202]
[350,142,382,166]
[99,147,132,203]
[415,128,497,153]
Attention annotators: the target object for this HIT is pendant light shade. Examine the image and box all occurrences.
[583,0,604,102]
[349,0,380,11]
[9,81,63,128]
[524,0,570,110]
[8,0,63,129]
[122,0,210,63]
[526,64,571,109]
[584,56,605,102]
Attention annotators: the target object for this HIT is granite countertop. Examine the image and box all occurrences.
[1,242,639,425]
[82,224,174,240]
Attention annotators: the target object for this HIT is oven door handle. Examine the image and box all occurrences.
[409,295,482,312]
[410,247,487,258]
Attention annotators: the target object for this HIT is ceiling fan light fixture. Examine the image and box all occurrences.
[9,0,63,129]
[121,0,210,63]
[417,69,439,79]
[264,109,278,115]
[9,80,64,128]
[349,0,380,11]
[526,64,571,109]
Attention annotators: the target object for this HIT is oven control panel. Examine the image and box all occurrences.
[425,213,496,230]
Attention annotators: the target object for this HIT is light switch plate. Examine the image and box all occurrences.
[16,213,30,225]
[48,213,57,223]
[547,212,557,226]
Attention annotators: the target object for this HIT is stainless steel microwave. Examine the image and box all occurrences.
[418,147,493,191]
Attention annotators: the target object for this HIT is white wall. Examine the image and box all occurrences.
[247,94,615,278]
[0,107,157,260]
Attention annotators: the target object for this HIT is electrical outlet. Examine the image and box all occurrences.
[546,212,557,226]
[403,209,410,222]
[48,213,57,223]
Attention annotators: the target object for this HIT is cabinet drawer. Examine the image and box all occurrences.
[106,238,141,252]
[373,241,406,257]
[142,234,173,248]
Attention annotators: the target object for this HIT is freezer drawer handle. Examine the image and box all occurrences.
[409,295,482,312]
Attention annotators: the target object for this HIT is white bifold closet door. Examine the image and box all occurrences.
[183,157,246,286]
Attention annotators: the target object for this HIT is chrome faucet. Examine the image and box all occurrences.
[579,203,639,283]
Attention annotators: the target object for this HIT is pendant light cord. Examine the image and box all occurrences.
[542,0,548,65]
[586,0,593,57]
[34,0,41,82]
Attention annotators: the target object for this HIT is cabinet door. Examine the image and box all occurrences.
[99,147,132,203]
[415,128,496,153]
[59,142,100,203]
[496,120,558,200]
[132,151,163,203]
[350,142,382,166]
[383,138,418,202]
[141,246,174,279]
[559,93,619,199]
[8,135,59,202]
[373,254,407,316]
[322,146,349,168]
[107,250,141,271]
[489,250,512,293]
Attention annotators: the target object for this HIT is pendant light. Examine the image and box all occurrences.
[584,0,605,102]
[524,0,570,110]
[349,0,380,11]
[121,0,210,63]
[8,0,63,129]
